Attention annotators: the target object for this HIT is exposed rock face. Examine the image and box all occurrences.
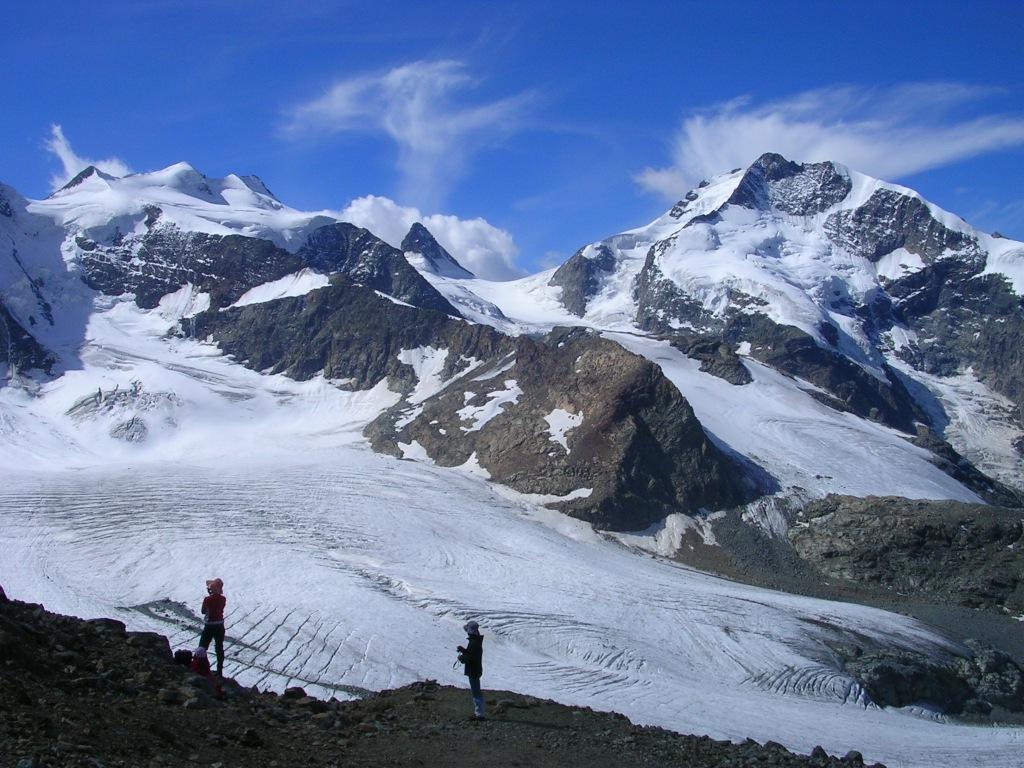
[668,335,752,385]
[633,241,722,335]
[549,243,617,316]
[76,225,304,309]
[908,427,1023,507]
[300,222,458,314]
[789,496,1024,614]
[886,257,1024,422]
[74,218,457,316]
[0,299,53,374]
[191,277,505,389]
[723,314,928,433]
[838,644,1024,716]
[824,189,977,264]
[189,285,752,530]
[401,222,474,279]
[727,153,852,216]
[0,188,13,219]
[368,327,751,531]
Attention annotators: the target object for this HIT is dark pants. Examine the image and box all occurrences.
[468,675,484,716]
[199,623,225,675]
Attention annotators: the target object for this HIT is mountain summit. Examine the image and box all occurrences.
[402,222,475,279]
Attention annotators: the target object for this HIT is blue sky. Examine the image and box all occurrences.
[4,1,1024,276]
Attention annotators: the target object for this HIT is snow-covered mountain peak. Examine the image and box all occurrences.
[28,161,335,250]
[53,165,121,194]
[401,222,474,279]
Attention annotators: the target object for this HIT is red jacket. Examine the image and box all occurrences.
[191,654,212,677]
[202,594,226,624]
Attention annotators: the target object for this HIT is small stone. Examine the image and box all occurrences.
[158,688,182,705]
[282,686,306,699]
[238,727,263,747]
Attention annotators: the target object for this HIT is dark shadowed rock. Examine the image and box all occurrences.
[76,225,304,309]
[401,222,474,279]
[549,243,618,316]
[824,188,977,264]
[722,314,928,433]
[727,153,852,215]
[790,495,1024,614]
[189,277,508,390]
[0,299,54,375]
[669,335,752,385]
[368,327,753,530]
[300,222,458,314]
[192,282,753,529]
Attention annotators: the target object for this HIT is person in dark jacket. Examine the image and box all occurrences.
[198,577,227,676]
[457,620,485,719]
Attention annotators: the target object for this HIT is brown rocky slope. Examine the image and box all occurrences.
[0,586,880,768]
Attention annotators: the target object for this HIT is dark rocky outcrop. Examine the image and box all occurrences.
[789,496,1024,614]
[727,153,852,216]
[549,243,617,316]
[300,222,458,314]
[190,282,752,530]
[908,427,1023,507]
[75,219,458,316]
[723,314,928,433]
[836,640,1024,717]
[668,335,753,385]
[368,327,752,531]
[401,222,474,278]
[824,189,978,264]
[190,277,508,390]
[76,225,305,310]
[633,242,723,334]
[0,589,883,768]
[886,256,1024,424]
[0,298,53,375]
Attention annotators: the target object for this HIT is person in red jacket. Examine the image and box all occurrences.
[199,577,227,676]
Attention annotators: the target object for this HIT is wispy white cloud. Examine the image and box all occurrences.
[45,124,132,191]
[636,84,1024,199]
[339,194,522,281]
[966,197,1024,239]
[283,60,533,211]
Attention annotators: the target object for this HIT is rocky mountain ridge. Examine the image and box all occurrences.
[1,153,1022,527]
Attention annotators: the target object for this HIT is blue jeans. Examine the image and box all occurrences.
[468,676,484,715]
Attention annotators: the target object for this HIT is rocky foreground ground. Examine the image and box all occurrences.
[0,586,881,768]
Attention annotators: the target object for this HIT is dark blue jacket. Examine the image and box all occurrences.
[460,634,483,678]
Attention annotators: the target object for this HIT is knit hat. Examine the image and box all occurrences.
[206,578,224,594]
[463,621,480,636]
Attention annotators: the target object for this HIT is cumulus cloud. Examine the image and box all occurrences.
[283,60,532,211]
[339,195,522,281]
[636,84,1024,199]
[45,124,133,191]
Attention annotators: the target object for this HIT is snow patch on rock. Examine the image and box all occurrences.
[543,408,583,453]
[230,269,329,309]
[456,380,522,432]
[397,347,450,404]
